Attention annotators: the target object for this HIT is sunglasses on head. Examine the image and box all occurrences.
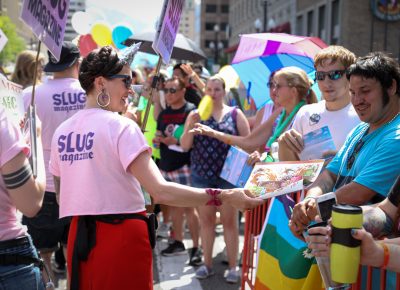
[315,70,346,81]
[108,74,132,89]
[163,88,180,94]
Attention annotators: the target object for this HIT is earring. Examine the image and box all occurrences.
[96,88,110,108]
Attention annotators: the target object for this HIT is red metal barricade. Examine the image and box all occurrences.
[240,192,400,290]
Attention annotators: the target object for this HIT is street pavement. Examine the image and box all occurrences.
[54,220,245,290]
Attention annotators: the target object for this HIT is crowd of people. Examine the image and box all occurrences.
[0,34,399,290]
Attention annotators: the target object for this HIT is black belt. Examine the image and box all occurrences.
[70,213,157,290]
[0,236,43,269]
[0,236,30,250]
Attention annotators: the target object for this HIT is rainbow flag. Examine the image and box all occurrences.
[255,195,324,290]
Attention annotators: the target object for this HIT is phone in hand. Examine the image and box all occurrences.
[316,192,337,221]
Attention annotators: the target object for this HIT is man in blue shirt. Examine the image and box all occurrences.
[290,51,400,236]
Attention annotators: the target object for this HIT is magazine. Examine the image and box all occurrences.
[299,126,336,160]
[245,160,324,200]
[220,146,253,187]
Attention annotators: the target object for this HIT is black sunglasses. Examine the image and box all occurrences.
[163,88,180,94]
[108,74,132,89]
[346,139,364,170]
[315,70,346,81]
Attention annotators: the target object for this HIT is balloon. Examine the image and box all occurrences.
[91,23,113,46]
[79,34,97,57]
[198,95,213,121]
[218,65,240,91]
[71,11,94,35]
[112,25,133,49]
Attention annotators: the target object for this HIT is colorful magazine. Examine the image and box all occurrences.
[299,126,336,160]
[220,146,253,187]
[245,160,324,199]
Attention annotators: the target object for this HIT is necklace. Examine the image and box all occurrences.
[346,112,399,170]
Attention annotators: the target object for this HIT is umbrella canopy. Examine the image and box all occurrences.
[232,33,327,109]
[124,31,206,62]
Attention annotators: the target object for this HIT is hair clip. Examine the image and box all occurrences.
[118,42,142,66]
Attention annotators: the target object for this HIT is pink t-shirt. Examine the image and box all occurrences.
[49,108,150,218]
[23,78,86,192]
[0,109,30,241]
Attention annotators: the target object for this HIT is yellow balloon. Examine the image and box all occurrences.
[91,23,112,46]
[198,95,213,121]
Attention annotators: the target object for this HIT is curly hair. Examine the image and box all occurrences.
[79,46,125,93]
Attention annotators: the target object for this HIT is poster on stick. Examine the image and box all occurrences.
[0,75,25,126]
[0,28,8,53]
[20,0,70,61]
[152,0,185,64]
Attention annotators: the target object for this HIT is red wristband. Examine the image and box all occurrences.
[380,243,390,269]
[205,188,222,206]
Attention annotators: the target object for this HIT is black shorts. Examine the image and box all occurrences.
[22,191,71,252]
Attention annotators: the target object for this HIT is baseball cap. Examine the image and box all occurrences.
[44,41,80,73]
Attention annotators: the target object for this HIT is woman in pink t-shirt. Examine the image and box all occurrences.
[0,109,46,289]
[49,45,264,290]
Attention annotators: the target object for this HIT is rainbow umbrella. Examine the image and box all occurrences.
[231,33,327,109]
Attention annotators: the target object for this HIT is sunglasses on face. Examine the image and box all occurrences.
[163,87,180,94]
[108,74,132,89]
[315,70,346,81]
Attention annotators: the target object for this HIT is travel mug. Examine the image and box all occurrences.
[306,222,346,289]
[330,204,363,284]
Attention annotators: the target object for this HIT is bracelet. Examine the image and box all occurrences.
[380,242,390,269]
[205,188,222,206]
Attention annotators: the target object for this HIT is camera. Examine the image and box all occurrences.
[316,192,337,221]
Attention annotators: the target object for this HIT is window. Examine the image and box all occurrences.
[318,5,326,40]
[296,15,303,35]
[220,23,228,32]
[307,10,314,36]
[221,5,229,13]
[206,4,217,13]
[330,0,340,44]
[205,22,216,31]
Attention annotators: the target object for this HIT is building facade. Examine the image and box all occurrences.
[179,0,196,43]
[64,0,86,41]
[296,0,400,58]
[200,0,230,68]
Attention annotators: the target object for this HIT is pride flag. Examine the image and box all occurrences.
[255,195,324,290]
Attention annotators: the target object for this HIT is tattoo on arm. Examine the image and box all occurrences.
[2,163,32,189]
[363,207,394,238]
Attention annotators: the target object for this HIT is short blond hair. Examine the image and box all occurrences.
[314,45,356,69]
[11,50,45,88]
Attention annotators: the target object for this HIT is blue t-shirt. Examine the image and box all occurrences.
[327,115,400,199]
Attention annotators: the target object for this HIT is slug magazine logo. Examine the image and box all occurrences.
[52,91,86,112]
[58,132,94,165]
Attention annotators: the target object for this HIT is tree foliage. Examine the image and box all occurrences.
[0,15,26,66]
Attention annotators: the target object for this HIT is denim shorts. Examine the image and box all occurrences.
[22,192,71,252]
[0,235,44,290]
[191,173,235,190]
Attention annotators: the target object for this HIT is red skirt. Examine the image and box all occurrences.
[67,213,153,290]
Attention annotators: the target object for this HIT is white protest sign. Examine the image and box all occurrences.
[0,75,25,126]
[20,0,70,61]
[0,28,8,53]
[152,0,185,64]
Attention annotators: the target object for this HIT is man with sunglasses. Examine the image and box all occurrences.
[290,51,400,238]
[153,77,202,265]
[22,41,85,280]
[278,46,360,163]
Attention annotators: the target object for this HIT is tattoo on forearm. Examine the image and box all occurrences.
[363,208,394,238]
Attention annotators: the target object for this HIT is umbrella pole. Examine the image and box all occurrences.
[140,55,163,132]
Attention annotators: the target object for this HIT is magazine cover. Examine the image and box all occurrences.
[245,160,324,199]
[299,126,336,160]
[220,146,253,187]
